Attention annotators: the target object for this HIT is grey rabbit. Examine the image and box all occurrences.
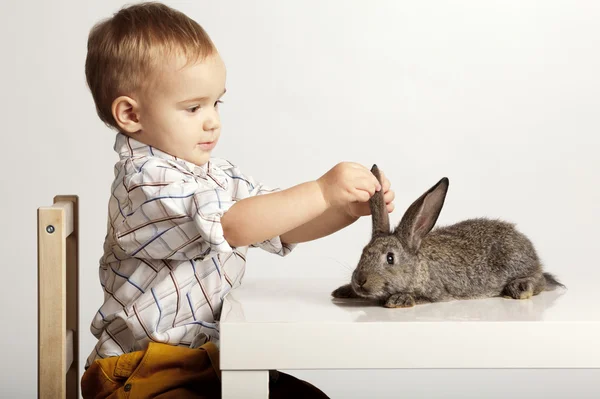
[332,165,565,308]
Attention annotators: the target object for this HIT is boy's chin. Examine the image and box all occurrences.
[188,151,213,166]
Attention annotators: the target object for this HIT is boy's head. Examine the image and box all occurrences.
[86,2,226,166]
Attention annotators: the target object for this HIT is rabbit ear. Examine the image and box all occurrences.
[395,177,449,252]
[370,164,390,236]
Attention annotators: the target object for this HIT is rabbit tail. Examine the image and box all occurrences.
[543,272,566,290]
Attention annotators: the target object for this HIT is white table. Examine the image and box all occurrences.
[219,275,600,398]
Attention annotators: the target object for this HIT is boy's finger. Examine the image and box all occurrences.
[382,180,390,193]
[379,169,387,182]
[356,173,380,195]
[353,188,372,203]
[384,189,395,203]
[382,178,391,192]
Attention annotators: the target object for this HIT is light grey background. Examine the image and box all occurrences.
[1,0,599,397]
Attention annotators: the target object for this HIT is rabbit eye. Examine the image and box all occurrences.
[386,252,394,265]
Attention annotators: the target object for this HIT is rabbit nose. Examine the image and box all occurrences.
[356,273,367,287]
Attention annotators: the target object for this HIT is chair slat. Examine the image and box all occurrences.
[38,195,79,399]
[38,203,68,398]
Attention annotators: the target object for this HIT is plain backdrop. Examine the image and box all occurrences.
[1,0,599,397]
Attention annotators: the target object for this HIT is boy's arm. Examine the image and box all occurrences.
[280,169,394,243]
[221,181,329,247]
[280,205,358,244]
[221,162,389,247]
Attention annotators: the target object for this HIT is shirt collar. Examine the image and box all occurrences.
[114,132,231,187]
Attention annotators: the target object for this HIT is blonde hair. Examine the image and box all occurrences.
[85,2,216,130]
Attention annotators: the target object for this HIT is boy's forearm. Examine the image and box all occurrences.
[221,181,329,247]
[279,205,358,244]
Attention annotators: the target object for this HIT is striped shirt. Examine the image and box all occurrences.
[85,133,295,368]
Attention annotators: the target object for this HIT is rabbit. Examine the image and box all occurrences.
[332,165,565,308]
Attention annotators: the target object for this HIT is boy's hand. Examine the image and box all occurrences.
[317,162,381,209]
[346,168,395,218]
[316,162,395,218]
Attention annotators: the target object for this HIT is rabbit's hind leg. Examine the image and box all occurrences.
[502,276,541,300]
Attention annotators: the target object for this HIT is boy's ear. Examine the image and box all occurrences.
[111,96,142,134]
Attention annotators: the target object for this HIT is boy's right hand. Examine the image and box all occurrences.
[316,162,382,210]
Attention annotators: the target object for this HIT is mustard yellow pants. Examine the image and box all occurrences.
[81,341,329,398]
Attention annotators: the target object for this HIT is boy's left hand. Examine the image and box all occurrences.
[346,169,395,218]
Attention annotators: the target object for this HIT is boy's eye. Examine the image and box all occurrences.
[187,100,223,113]
[386,252,394,265]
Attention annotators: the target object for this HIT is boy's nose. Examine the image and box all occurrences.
[204,120,220,132]
[203,113,221,132]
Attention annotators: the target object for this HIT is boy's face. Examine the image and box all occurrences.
[134,52,227,166]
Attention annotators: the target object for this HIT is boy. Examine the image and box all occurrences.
[82,2,395,398]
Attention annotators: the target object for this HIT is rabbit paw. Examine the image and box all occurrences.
[332,284,359,298]
[383,293,415,308]
[503,277,537,300]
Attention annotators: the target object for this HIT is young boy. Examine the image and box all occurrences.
[81,2,395,398]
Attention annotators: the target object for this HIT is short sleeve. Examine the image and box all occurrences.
[113,159,234,260]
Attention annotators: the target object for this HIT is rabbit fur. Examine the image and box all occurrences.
[332,165,564,308]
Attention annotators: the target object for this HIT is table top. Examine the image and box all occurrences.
[220,274,600,370]
[221,274,599,324]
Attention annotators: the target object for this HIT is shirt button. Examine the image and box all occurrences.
[124,383,132,392]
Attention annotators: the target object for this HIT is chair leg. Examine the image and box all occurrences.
[56,195,79,399]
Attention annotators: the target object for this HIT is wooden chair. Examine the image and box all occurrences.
[37,196,79,399]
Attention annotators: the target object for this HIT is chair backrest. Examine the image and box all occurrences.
[37,195,79,399]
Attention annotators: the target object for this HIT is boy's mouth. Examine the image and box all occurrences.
[198,141,216,151]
